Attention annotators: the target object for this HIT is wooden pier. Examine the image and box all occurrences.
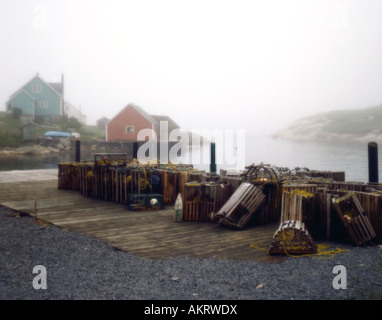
[2,162,381,261]
[0,174,280,262]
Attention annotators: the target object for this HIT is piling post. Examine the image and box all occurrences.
[210,142,216,173]
[368,142,378,183]
[75,139,81,163]
[133,142,138,160]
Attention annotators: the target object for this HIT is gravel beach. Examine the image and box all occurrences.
[1,204,381,302]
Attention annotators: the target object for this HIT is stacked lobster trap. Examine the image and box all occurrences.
[58,157,382,255]
[58,155,198,210]
[232,163,381,254]
[182,181,233,222]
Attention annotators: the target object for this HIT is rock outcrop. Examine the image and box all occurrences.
[0,138,71,157]
[274,107,382,143]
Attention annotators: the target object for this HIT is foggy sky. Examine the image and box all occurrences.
[1,0,382,135]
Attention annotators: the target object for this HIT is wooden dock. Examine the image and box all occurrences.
[0,174,281,262]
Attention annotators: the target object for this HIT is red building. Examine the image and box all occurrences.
[106,104,180,142]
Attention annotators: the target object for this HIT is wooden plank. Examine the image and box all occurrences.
[0,179,281,262]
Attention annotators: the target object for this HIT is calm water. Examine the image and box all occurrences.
[0,135,378,183]
[187,134,374,183]
[243,135,371,183]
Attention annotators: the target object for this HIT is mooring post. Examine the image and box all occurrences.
[133,141,138,159]
[75,139,81,163]
[210,142,216,173]
[368,141,379,183]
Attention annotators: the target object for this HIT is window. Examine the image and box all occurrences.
[126,126,134,133]
[39,101,48,108]
[32,85,41,93]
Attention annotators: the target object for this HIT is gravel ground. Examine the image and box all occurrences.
[1,205,382,302]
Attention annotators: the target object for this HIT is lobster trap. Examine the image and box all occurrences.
[332,192,376,246]
[127,193,164,211]
[214,182,266,229]
[269,220,316,255]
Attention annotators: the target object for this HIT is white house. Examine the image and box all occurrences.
[64,101,87,125]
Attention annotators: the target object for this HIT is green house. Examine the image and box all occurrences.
[6,73,65,122]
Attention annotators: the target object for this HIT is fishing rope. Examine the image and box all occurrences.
[249,242,269,252]
[282,243,350,259]
[283,189,314,199]
[250,241,350,259]
[139,169,152,191]
[218,217,239,228]
[250,227,350,260]
[87,170,93,182]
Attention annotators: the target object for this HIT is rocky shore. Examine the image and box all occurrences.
[0,139,118,158]
[0,140,184,159]
[274,121,382,143]
[274,109,382,143]
[0,138,72,158]
[0,145,63,157]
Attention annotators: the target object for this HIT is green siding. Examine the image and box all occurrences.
[24,77,61,117]
[8,76,62,118]
[11,91,35,115]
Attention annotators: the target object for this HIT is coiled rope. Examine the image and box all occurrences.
[250,241,350,259]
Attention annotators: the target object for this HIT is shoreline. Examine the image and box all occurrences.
[274,120,382,144]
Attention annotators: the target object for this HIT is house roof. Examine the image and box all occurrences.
[110,103,180,130]
[8,74,63,99]
[9,89,36,101]
[151,115,180,130]
[130,104,159,126]
[64,101,86,117]
[48,82,63,95]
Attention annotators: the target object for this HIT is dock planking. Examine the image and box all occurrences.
[0,179,282,262]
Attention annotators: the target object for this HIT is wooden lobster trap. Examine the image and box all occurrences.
[111,167,133,204]
[252,179,282,225]
[78,163,94,197]
[155,169,178,205]
[241,163,287,183]
[58,163,80,191]
[91,164,114,201]
[182,182,201,221]
[182,182,233,222]
[330,181,366,192]
[355,191,382,243]
[332,192,376,246]
[312,189,340,241]
[293,168,345,182]
[214,182,266,229]
[241,163,289,225]
[280,184,317,232]
[269,220,316,255]
[311,170,345,182]
[126,193,164,211]
[199,183,232,223]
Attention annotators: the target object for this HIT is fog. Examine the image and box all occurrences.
[1,0,382,135]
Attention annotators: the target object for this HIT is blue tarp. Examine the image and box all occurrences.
[44,131,71,138]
